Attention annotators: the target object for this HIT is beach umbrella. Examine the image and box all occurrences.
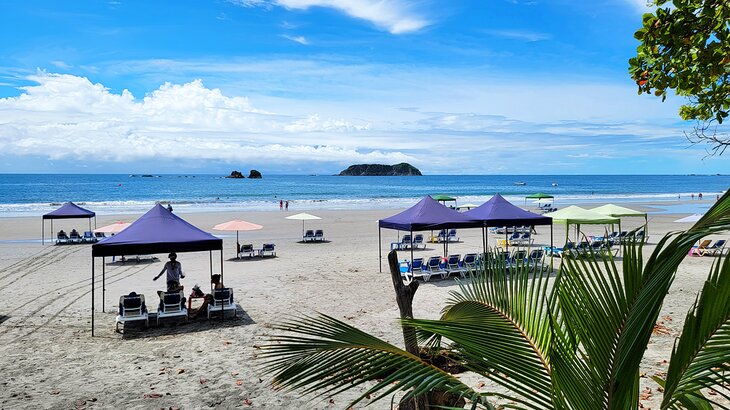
[286,213,322,237]
[94,222,131,234]
[213,220,263,256]
[674,214,703,223]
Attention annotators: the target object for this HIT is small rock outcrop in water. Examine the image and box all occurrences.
[338,163,422,176]
[248,170,262,179]
[226,170,245,179]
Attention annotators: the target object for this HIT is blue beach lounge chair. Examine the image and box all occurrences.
[259,243,276,257]
[157,292,188,325]
[115,292,148,332]
[207,288,237,319]
[425,256,449,280]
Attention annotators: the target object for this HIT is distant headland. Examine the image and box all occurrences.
[338,163,422,176]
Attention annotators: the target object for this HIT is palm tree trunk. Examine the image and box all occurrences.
[387,250,429,409]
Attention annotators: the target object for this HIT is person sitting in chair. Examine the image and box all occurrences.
[192,274,227,318]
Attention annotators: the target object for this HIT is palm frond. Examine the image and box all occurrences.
[659,251,730,409]
[406,251,555,409]
[260,313,490,408]
[554,191,730,409]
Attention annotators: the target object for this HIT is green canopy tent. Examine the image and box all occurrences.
[543,205,619,244]
[524,192,554,205]
[591,204,648,237]
[431,194,457,209]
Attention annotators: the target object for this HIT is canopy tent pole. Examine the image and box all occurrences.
[645,215,648,238]
[102,257,106,313]
[91,257,95,337]
[42,220,44,245]
[220,249,224,322]
[410,229,414,268]
[550,224,554,271]
[378,228,382,273]
[89,218,92,234]
[482,226,487,255]
[209,251,213,293]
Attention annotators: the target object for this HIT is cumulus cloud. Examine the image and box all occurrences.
[0,72,394,168]
[231,0,429,34]
[0,70,708,174]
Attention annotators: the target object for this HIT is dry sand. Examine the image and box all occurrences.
[0,202,725,409]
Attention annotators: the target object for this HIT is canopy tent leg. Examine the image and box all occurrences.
[550,224,554,271]
[378,228,382,273]
[482,226,487,255]
[220,249,224,322]
[102,257,106,313]
[236,230,240,259]
[42,220,44,245]
[88,218,92,234]
[410,229,414,269]
[91,257,95,337]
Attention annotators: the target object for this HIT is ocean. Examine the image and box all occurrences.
[0,174,727,217]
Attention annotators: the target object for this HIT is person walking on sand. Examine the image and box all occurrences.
[691,193,695,200]
[699,193,703,200]
[154,252,185,292]
[279,200,283,210]
[167,203,173,212]
[285,200,289,211]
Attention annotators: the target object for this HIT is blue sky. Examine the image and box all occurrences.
[0,0,726,174]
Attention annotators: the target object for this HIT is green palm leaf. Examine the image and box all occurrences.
[554,190,730,409]
[260,312,492,408]
[404,253,555,410]
[658,252,730,409]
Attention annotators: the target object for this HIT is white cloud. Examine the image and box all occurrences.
[485,29,550,42]
[232,0,429,34]
[281,34,310,44]
[0,69,709,174]
[0,72,392,168]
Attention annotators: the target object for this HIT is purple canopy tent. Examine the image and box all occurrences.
[465,193,553,256]
[90,204,223,336]
[378,196,477,272]
[42,202,96,245]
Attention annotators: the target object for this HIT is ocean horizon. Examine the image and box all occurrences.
[1,173,727,217]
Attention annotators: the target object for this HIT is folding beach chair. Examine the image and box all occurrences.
[157,292,188,325]
[412,234,425,249]
[82,231,97,243]
[115,292,148,332]
[259,243,276,257]
[314,230,325,242]
[424,256,448,280]
[303,230,315,242]
[69,231,83,244]
[401,258,430,283]
[689,239,712,256]
[56,232,69,244]
[706,239,727,256]
[207,288,237,319]
[238,243,256,258]
[447,229,459,242]
[445,254,466,278]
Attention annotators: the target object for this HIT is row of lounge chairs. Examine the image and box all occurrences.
[689,239,726,256]
[546,230,649,258]
[391,230,460,250]
[56,230,105,244]
[490,226,533,235]
[302,230,326,242]
[115,289,237,332]
[400,249,546,283]
[238,243,276,258]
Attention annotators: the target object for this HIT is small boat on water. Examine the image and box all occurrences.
[514,181,526,186]
[552,182,558,186]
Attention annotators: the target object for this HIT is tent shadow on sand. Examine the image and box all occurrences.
[117,306,255,340]
[104,257,159,266]
[296,239,332,244]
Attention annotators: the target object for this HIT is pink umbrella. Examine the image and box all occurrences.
[94,221,131,234]
[213,220,263,256]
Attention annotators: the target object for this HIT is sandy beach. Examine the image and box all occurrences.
[0,201,725,409]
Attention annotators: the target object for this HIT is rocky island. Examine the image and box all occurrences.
[248,169,262,179]
[338,163,422,176]
[226,170,245,179]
